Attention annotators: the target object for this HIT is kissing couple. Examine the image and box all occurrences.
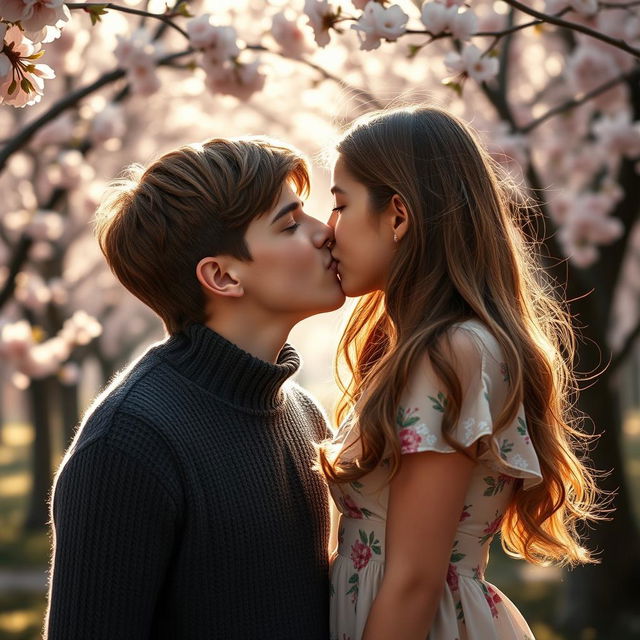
[45,107,599,640]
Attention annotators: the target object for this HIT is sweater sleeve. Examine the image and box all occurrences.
[45,414,182,640]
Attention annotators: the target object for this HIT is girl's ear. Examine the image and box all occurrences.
[196,257,244,298]
[387,193,409,242]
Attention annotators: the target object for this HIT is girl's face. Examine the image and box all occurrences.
[329,154,398,297]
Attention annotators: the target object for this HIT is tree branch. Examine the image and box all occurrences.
[0,49,191,175]
[503,0,640,58]
[518,65,640,134]
[65,2,189,38]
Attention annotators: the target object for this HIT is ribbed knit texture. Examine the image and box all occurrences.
[46,324,331,640]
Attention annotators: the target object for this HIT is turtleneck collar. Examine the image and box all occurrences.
[159,323,300,412]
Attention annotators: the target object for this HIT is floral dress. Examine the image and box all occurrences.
[328,319,542,640]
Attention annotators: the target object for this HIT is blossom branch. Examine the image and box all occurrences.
[247,44,382,109]
[518,65,640,134]
[503,0,640,58]
[0,49,192,174]
[65,2,189,38]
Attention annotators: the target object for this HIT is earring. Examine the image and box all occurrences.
[393,233,398,243]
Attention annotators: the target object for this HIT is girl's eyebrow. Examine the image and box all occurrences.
[330,185,346,195]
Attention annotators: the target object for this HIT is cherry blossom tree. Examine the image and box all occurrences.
[1,0,640,636]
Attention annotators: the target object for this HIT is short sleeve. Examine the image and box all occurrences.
[395,325,542,490]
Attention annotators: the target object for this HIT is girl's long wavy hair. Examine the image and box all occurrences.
[318,106,604,567]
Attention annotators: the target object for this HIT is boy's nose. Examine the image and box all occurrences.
[313,219,335,249]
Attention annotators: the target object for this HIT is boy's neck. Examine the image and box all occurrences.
[204,316,294,364]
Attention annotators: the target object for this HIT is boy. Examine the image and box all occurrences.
[45,138,344,639]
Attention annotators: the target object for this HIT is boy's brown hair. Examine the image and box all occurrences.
[95,137,310,334]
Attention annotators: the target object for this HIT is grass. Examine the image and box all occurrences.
[1,417,639,640]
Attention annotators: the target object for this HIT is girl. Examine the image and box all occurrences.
[319,106,601,640]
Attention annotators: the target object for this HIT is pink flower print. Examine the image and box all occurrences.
[500,361,510,383]
[350,540,372,570]
[484,584,502,618]
[446,563,460,591]
[399,427,422,454]
[459,504,472,522]
[339,494,363,519]
[479,512,504,545]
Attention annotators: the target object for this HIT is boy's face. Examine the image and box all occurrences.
[233,182,345,323]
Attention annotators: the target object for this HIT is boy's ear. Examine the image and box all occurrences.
[196,257,244,298]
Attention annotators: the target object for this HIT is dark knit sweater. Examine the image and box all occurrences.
[46,324,331,640]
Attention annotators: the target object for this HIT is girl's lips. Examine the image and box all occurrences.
[329,259,339,273]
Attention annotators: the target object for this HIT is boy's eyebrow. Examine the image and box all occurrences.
[330,185,345,195]
[271,201,301,225]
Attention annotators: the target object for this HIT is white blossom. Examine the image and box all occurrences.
[204,60,266,101]
[304,0,337,48]
[0,0,70,35]
[0,26,55,107]
[271,12,312,58]
[351,2,409,51]
[445,45,499,83]
[592,112,640,158]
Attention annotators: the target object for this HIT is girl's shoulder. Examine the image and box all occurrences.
[448,317,503,362]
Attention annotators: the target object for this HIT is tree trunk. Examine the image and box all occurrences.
[557,350,640,638]
[23,377,53,531]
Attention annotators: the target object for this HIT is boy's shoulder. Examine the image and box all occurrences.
[284,380,331,441]
[69,341,177,451]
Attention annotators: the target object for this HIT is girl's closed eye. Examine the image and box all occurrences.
[332,206,346,215]
[284,221,300,232]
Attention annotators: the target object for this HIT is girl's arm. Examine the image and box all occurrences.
[328,497,340,559]
[362,444,477,640]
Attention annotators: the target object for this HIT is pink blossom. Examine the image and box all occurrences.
[399,427,422,454]
[0,320,33,361]
[15,272,51,311]
[445,45,499,83]
[592,112,640,158]
[421,3,455,36]
[89,103,126,145]
[128,61,161,96]
[187,16,239,63]
[271,12,311,58]
[114,29,158,68]
[47,150,94,189]
[31,112,74,147]
[446,564,459,591]
[352,0,370,9]
[304,0,337,47]
[449,10,477,42]
[205,60,266,101]
[350,540,372,570]
[0,25,55,107]
[1,0,70,34]
[26,210,64,241]
[421,3,476,41]
[545,0,597,15]
[488,125,529,170]
[351,2,409,51]
[566,45,626,110]
[434,0,465,6]
[58,362,80,385]
[60,310,102,346]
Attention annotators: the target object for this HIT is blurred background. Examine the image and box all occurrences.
[1,0,639,638]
